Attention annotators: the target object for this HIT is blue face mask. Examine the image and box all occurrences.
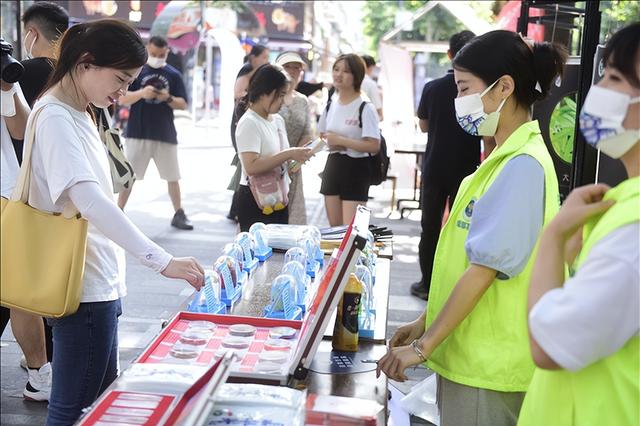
[579,85,640,159]
[454,79,507,137]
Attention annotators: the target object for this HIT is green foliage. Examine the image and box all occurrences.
[362,0,495,54]
[550,95,577,164]
[600,0,640,40]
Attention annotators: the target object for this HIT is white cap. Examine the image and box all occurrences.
[275,52,306,68]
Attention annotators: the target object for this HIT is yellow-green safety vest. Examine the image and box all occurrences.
[518,175,640,426]
[425,121,560,392]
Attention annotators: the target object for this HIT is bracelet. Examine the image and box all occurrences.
[411,339,427,362]
[166,95,174,104]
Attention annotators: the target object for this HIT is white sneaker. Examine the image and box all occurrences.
[23,362,51,402]
[19,355,28,370]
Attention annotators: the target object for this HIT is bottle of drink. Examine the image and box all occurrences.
[332,273,363,352]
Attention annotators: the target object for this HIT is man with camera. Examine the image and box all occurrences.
[1,36,53,402]
[118,36,193,231]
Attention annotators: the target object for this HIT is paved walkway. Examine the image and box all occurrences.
[0,116,430,425]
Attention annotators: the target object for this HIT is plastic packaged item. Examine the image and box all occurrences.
[302,226,324,265]
[249,222,273,261]
[264,274,303,320]
[209,383,306,426]
[234,232,259,273]
[332,273,363,352]
[289,136,326,173]
[281,260,309,307]
[284,246,307,266]
[228,323,257,337]
[297,235,321,277]
[269,326,297,339]
[222,242,245,270]
[214,256,242,307]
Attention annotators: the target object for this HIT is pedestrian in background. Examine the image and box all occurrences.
[0,0,69,400]
[518,22,640,426]
[378,30,567,426]
[319,54,380,226]
[235,64,313,231]
[118,36,193,230]
[410,30,480,301]
[360,54,383,121]
[24,20,204,425]
[276,51,314,225]
[227,44,270,222]
[0,77,53,401]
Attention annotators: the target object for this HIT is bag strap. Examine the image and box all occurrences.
[357,101,367,128]
[12,102,81,217]
[11,105,48,203]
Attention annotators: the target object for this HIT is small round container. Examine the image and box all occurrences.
[170,343,200,359]
[258,350,289,364]
[228,323,257,337]
[254,362,283,374]
[187,321,217,332]
[264,338,293,351]
[222,335,251,349]
[214,347,246,360]
[269,326,297,339]
[179,330,210,346]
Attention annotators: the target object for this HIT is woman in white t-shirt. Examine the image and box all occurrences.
[235,64,313,232]
[319,54,380,226]
[24,20,204,426]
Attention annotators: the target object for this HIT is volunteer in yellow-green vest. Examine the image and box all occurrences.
[377,30,567,426]
[518,22,640,426]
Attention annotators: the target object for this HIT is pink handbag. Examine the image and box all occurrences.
[247,121,290,215]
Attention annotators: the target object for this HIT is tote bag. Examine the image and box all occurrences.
[97,107,136,193]
[0,105,88,318]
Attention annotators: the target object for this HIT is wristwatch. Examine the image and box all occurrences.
[411,339,427,362]
[166,95,174,104]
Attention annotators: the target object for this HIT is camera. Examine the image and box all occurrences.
[1,37,24,83]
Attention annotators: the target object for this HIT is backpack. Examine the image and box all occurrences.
[324,94,390,186]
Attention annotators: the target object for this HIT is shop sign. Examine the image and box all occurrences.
[67,1,168,28]
[249,2,305,40]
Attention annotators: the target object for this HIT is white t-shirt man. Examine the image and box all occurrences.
[1,84,27,198]
[27,95,173,303]
[235,109,290,185]
[360,74,383,113]
[318,95,380,158]
[529,223,640,371]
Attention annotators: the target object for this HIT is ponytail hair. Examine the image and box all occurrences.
[42,19,147,102]
[237,63,289,114]
[453,30,568,108]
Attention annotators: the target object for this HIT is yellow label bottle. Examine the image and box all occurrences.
[332,273,363,352]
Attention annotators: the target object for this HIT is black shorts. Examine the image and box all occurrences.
[236,185,289,232]
[320,153,371,202]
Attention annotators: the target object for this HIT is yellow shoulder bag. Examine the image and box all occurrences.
[1,105,88,318]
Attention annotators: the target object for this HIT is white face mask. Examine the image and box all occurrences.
[23,29,36,60]
[1,84,17,117]
[454,79,508,137]
[579,85,640,159]
[147,56,166,69]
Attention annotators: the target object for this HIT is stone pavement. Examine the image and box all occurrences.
[0,114,431,425]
